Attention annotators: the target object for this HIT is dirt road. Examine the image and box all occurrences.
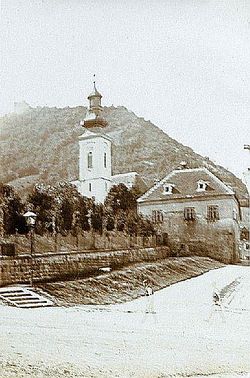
[0,265,249,377]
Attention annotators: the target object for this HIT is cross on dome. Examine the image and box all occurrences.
[88,74,102,99]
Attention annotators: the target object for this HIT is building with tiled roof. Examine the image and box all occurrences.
[138,167,241,263]
[139,167,236,202]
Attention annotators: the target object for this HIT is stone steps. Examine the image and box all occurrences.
[0,286,55,308]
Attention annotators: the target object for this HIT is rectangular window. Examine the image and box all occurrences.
[104,152,107,168]
[89,183,92,192]
[184,207,196,221]
[87,152,93,169]
[233,209,238,221]
[207,205,219,221]
[152,210,163,223]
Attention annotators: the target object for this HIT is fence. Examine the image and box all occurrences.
[0,231,167,257]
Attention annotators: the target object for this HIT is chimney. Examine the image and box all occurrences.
[179,161,188,169]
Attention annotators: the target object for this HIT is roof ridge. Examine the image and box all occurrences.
[138,171,176,201]
[137,167,234,203]
[202,168,234,194]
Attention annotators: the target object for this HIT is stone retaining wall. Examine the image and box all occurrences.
[157,214,240,264]
[0,247,170,287]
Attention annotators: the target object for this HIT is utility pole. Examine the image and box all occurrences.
[243,145,250,261]
[243,144,250,192]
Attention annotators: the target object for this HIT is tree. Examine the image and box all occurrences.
[104,184,155,236]
[104,184,139,232]
[104,184,137,215]
[137,216,156,236]
[52,182,93,233]
[105,214,115,231]
[27,182,94,235]
[91,204,104,233]
[126,213,139,236]
[27,185,55,234]
[60,198,74,232]
[78,196,92,231]
[0,183,25,234]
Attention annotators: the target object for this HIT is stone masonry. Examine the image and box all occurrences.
[0,247,170,287]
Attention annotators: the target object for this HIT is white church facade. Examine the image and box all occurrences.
[72,81,140,203]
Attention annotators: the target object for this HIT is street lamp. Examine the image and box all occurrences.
[73,210,80,249]
[87,209,95,249]
[51,215,57,253]
[23,211,37,285]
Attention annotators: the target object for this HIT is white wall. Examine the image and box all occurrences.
[79,136,111,181]
[138,196,239,223]
[78,178,112,203]
[78,134,112,203]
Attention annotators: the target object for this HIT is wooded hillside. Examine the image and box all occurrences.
[0,105,247,201]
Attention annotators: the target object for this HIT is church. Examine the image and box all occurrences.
[72,80,140,203]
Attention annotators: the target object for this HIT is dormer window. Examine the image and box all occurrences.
[196,180,207,192]
[163,184,174,195]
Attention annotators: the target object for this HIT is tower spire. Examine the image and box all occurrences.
[81,75,107,128]
[88,74,102,100]
[92,74,99,94]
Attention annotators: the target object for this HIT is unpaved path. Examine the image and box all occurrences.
[0,263,249,377]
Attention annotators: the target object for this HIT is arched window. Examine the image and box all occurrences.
[87,152,93,169]
[104,152,107,168]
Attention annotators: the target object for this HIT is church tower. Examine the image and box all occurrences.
[73,78,112,203]
[77,130,112,203]
[81,76,107,128]
[72,78,142,203]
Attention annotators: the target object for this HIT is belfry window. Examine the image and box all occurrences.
[104,152,107,168]
[87,152,93,169]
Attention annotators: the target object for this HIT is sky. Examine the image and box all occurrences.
[1,0,250,180]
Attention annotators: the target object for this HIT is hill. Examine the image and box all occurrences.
[0,105,248,201]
